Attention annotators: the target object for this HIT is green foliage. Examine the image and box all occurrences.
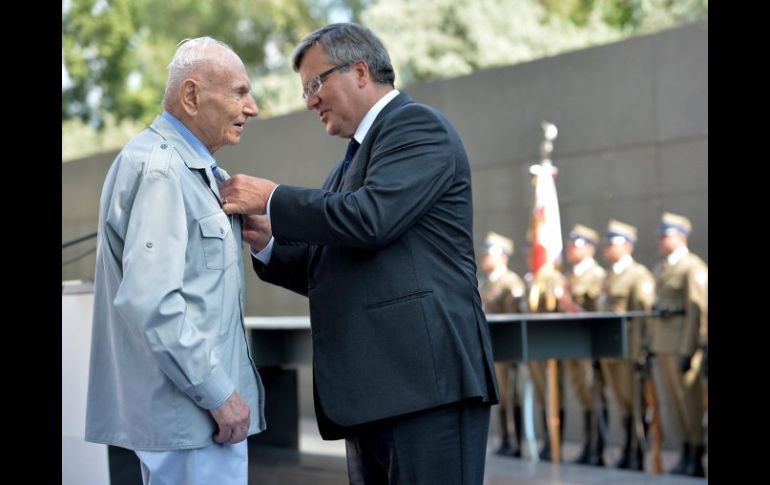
[62,0,140,127]
[62,0,328,128]
[62,0,706,161]
[540,0,709,30]
[363,0,706,89]
[363,0,623,87]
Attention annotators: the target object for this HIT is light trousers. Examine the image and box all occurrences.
[135,440,248,485]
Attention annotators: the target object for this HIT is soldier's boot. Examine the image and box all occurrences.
[495,407,512,456]
[685,445,706,478]
[573,410,593,464]
[539,411,551,461]
[614,415,633,469]
[511,405,523,458]
[628,438,644,471]
[628,416,647,471]
[669,442,691,475]
[589,408,607,467]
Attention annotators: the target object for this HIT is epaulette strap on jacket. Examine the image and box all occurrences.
[144,141,174,176]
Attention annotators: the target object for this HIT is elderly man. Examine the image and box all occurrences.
[85,37,264,485]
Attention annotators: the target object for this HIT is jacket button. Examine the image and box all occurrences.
[160,143,168,149]
[195,395,202,402]
[146,242,153,248]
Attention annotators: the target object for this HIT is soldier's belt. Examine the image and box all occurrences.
[651,306,685,318]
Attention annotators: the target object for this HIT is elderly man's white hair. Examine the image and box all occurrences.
[162,36,240,109]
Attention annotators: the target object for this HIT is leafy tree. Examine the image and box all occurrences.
[362,0,706,89]
[62,0,328,128]
[62,0,705,161]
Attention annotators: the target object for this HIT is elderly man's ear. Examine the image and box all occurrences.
[180,79,202,115]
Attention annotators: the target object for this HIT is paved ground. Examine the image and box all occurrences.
[247,418,708,484]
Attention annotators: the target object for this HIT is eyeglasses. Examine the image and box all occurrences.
[302,62,351,100]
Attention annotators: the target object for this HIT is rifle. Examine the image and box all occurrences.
[637,349,663,474]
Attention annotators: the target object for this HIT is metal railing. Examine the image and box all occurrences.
[62,231,98,266]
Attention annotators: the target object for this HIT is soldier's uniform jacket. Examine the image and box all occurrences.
[602,259,655,357]
[527,267,567,313]
[652,251,708,356]
[481,269,526,314]
[568,258,606,312]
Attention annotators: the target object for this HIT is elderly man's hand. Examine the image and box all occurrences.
[210,391,251,444]
[220,174,277,215]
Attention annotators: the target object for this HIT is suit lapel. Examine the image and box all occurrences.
[308,163,344,265]
[331,162,347,192]
[308,93,413,267]
[337,93,412,192]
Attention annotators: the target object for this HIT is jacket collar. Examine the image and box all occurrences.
[149,115,211,170]
[368,91,413,133]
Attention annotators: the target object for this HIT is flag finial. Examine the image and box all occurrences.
[539,121,558,161]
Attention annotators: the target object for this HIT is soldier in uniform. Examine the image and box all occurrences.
[563,224,608,466]
[479,232,527,457]
[599,220,655,471]
[651,213,707,477]
[526,261,567,461]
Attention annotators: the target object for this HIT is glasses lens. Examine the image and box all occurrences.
[303,76,321,100]
[309,78,322,97]
[302,63,351,100]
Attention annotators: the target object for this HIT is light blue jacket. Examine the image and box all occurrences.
[85,115,265,451]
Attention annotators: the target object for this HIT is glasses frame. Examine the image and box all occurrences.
[302,62,352,100]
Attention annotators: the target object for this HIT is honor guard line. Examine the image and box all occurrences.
[244,309,680,464]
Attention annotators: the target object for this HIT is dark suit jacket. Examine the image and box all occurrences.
[254,92,498,438]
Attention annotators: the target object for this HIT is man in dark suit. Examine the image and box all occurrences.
[221,22,498,485]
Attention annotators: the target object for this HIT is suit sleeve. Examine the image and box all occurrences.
[111,150,233,410]
[252,242,311,297]
[270,105,456,248]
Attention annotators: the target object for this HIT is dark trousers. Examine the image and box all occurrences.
[345,399,491,485]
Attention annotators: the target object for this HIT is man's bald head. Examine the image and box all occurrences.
[162,37,244,111]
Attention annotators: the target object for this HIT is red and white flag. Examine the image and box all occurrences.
[528,159,562,276]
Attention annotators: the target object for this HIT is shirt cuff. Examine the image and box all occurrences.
[209,389,234,411]
[252,237,275,264]
[185,365,234,410]
[266,184,277,225]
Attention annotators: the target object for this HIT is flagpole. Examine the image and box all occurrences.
[527,121,564,462]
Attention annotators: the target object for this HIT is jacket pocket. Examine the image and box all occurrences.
[364,289,433,310]
[198,212,235,270]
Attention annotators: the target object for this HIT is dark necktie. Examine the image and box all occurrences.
[341,138,360,178]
